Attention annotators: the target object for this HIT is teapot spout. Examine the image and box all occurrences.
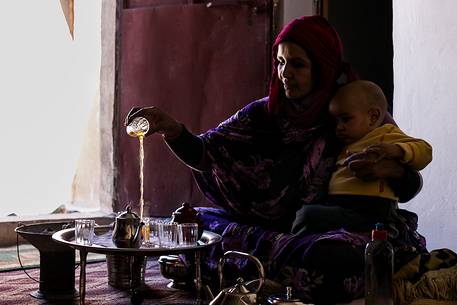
[132,221,144,248]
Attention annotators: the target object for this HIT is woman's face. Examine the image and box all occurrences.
[277,42,314,100]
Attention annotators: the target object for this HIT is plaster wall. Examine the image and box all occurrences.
[393,0,457,252]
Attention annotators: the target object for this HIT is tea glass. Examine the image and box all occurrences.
[142,217,164,247]
[149,218,164,247]
[75,219,95,245]
[159,222,179,248]
[178,223,199,247]
[126,117,149,137]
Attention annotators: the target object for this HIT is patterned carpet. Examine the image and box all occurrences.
[0,244,105,272]
[2,254,454,305]
[0,258,197,305]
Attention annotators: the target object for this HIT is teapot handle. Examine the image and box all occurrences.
[217,250,265,293]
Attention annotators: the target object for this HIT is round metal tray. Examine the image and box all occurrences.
[52,225,222,256]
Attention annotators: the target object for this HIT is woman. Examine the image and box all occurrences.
[126,16,426,304]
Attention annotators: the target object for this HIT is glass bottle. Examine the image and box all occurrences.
[365,223,394,305]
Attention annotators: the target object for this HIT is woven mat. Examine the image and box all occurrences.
[0,244,105,272]
[0,258,196,305]
[2,258,454,305]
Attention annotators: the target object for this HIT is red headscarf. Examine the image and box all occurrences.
[268,16,357,126]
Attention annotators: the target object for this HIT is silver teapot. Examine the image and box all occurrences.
[112,206,144,248]
[208,250,265,305]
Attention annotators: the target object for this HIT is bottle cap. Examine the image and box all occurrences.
[372,222,388,240]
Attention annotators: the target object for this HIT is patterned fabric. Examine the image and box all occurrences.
[195,207,428,304]
[193,98,336,232]
[394,249,457,305]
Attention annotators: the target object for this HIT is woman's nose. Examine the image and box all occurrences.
[281,63,292,78]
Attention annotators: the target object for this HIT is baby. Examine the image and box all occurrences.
[291,80,432,235]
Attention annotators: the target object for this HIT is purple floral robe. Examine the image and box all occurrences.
[187,98,426,303]
[194,98,336,231]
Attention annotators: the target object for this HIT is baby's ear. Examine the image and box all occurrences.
[368,107,382,126]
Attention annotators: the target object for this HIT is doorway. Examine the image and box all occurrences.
[321,0,394,111]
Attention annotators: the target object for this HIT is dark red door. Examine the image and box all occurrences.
[116,0,273,216]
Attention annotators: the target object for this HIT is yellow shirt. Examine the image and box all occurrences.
[328,124,432,201]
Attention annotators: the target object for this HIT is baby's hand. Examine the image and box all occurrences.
[342,150,379,166]
[364,143,404,161]
[343,147,405,181]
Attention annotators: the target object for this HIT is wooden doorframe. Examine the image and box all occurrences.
[314,0,328,17]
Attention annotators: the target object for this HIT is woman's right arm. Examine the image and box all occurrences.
[165,127,209,171]
[125,106,207,170]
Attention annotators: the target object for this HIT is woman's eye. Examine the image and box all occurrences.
[291,60,306,68]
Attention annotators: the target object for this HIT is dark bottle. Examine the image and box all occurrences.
[365,223,394,305]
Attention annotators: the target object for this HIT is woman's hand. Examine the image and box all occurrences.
[343,147,422,202]
[343,150,405,181]
[364,143,405,161]
[124,106,183,141]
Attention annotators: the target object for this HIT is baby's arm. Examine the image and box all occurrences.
[364,143,404,160]
[364,135,432,171]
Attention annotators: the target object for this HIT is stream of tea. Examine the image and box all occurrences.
[127,117,149,220]
[138,134,145,219]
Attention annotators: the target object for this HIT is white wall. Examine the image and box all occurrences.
[0,2,101,216]
[393,0,457,252]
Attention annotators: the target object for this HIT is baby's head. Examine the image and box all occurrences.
[329,80,387,144]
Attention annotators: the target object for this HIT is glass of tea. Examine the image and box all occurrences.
[126,117,149,137]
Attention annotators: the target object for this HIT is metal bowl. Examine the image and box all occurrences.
[158,255,193,289]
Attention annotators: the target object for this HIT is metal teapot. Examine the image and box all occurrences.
[112,206,144,248]
[208,250,265,305]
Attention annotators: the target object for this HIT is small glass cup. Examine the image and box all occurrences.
[178,223,199,247]
[149,218,164,247]
[126,117,150,137]
[159,222,179,248]
[75,219,95,245]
